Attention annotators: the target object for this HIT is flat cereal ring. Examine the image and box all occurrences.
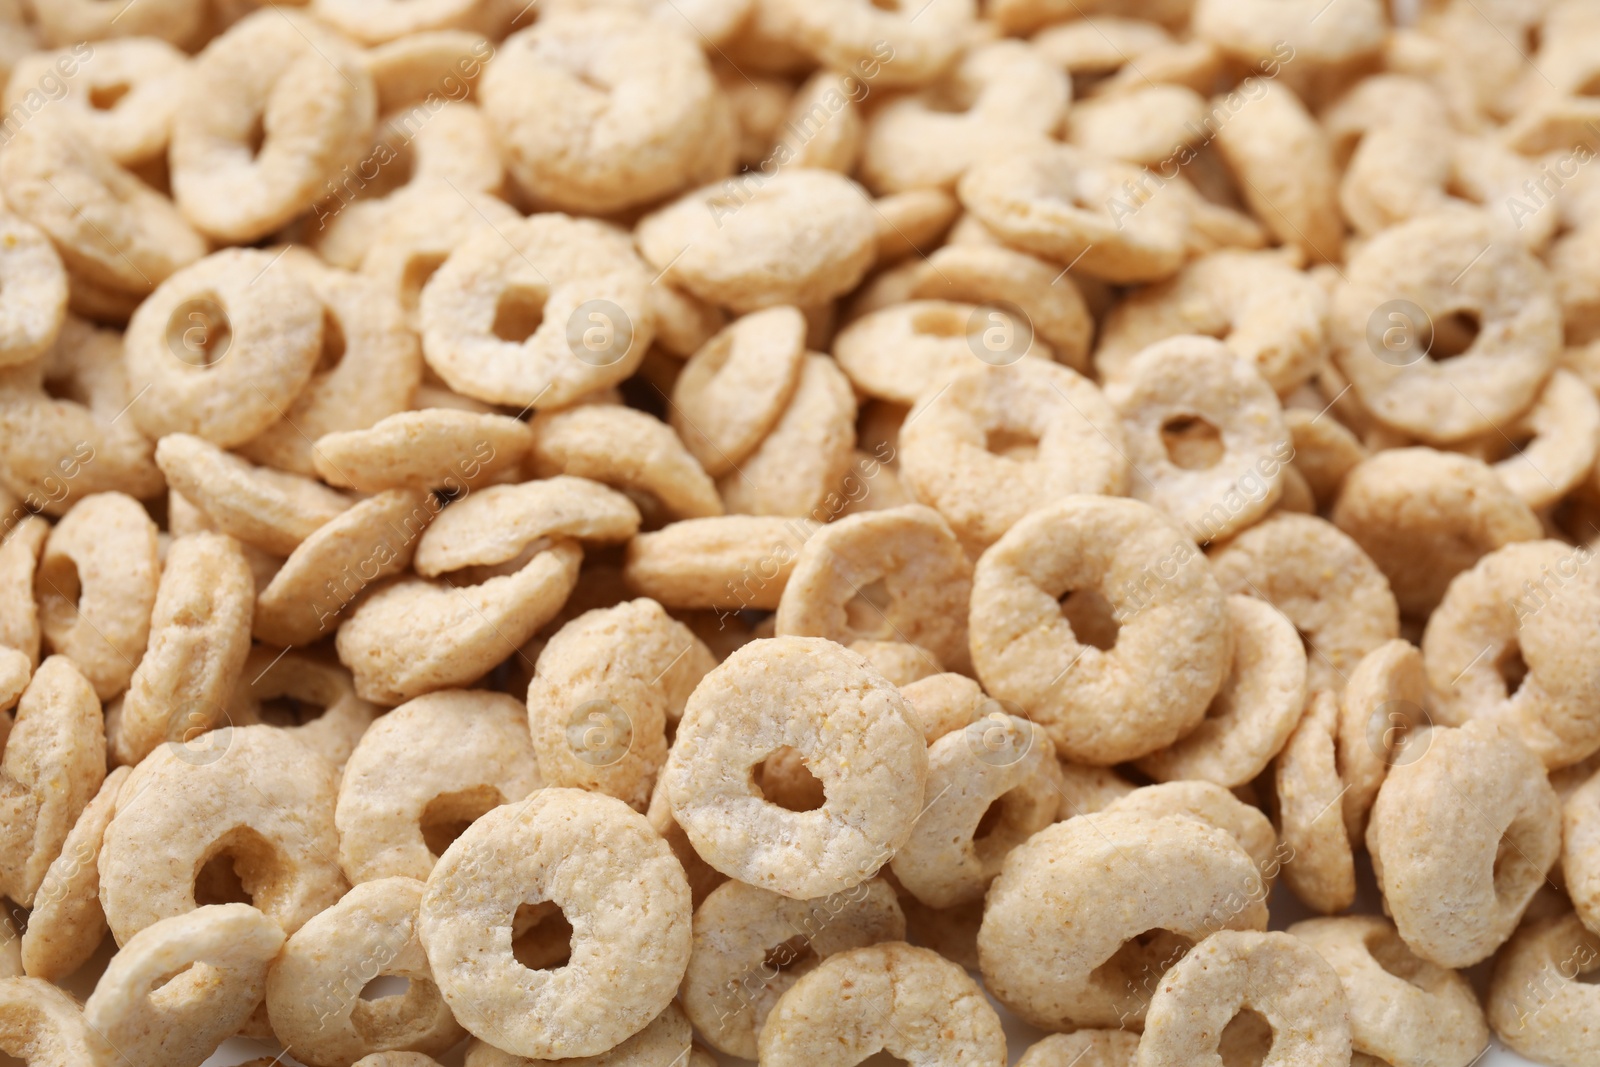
[0,519,47,666]
[1103,781,1278,883]
[763,0,974,89]
[1368,721,1561,967]
[5,39,188,166]
[531,405,724,521]
[1017,1032,1139,1067]
[670,307,806,477]
[897,362,1128,551]
[314,409,533,493]
[0,976,113,1062]
[664,637,927,899]
[717,354,856,518]
[415,476,637,576]
[679,877,904,1058]
[968,496,1230,765]
[419,788,691,1059]
[833,300,1053,406]
[0,212,66,367]
[462,1001,694,1067]
[1566,766,1600,936]
[759,941,1005,1066]
[337,689,540,883]
[1193,0,1384,67]
[1275,690,1356,915]
[83,903,284,1067]
[978,810,1268,1030]
[226,648,379,772]
[1335,640,1426,845]
[1487,911,1600,1066]
[312,0,486,44]
[20,766,128,981]
[623,517,816,611]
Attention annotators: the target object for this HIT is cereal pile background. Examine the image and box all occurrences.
[0,0,1596,1064]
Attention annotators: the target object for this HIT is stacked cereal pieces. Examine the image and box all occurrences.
[0,0,1599,1065]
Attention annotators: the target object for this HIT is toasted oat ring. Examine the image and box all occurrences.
[898,672,987,743]
[1283,407,1365,507]
[1104,781,1279,884]
[416,477,637,578]
[1290,915,1488,1067]
[27,0,202,46]
[1332,211,1562,444]
[226,649,379,772]
[957,144,1188,284]
[670,307,806,476]
[1368,720,1560,967]
[170,10,376,242]
[1336,640,1426,846]
[0,976,113,1062]
[531,405,724,522]
[111,532,254,768]
[313,409,534,494]
[680,877,905,1058]
[1017,1032,1140,1067]
[979,810,1268,1030]
[267,877,464,1066]
[1481,369,1600,509]
[833,300,1053,405]
[664,637,927,899]
[462,1001,694,1067]
[623,517,817,611]
[84,903,284,1067]
[969,495,1230,765]
[1209,512,1400,696]
[769,70,865,174]
[1566,766,1600,936]
[337,689,540,883]
[364,30,491,112]
[764,0,973,89]
[1064,84,1205,168]
[19,765,127,981]
[311,0,486,44]
[1138,930,1352,1067]
[36,492,158,701]
[717,353,857,519]
[1487,911,1600,1065]
[1421,540,1600,768]
[897,361,1128,552]
[0,519,47,667]
[1275,689,1356,915]
[1193,0,1383,66]
[0,212,66,368]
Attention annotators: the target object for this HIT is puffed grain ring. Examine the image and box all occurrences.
[623,517,817,611]
[1102,781,1279,884]
[19,765,128,981]
[1468,367,1600,510]
[1193,0,1384,66]
[1017,1032,1139,1067]
[0,518,46,667]
[969,495,1230,765]
[4,38,188,166]
[717,353,856,519]
[670,306,806,476]
[531,405,724,522]
[226,648,379,772]
[311,0,486,45]
[664,636,927,899]
[647,770,726,909]
[1275,689,1356,915]
[1335,639,1427,846]
[1064,84,1206,169]
[769,70,865,174]
[462,1001,695,1066]
[899,671,987,743]
[1283,407,1366,508]
[415,477,637,579]
[314,409,534,494]
[832,300,1053,406]
[27,0,203,46]
[1566,765,1600,937]
[365,30,492,112]
[0,976,113,1062]
[872,189,959,266]
[1487,911,1600,1067]
[764,0,973,89]
[0,212,66,367]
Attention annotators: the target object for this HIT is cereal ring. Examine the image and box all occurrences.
[648,280,726,361]
[1566,765,1600,936]
[718,354,856,518]
[415,477,637,579]
[897,362,1128,552]
[670,307,806,477]
[462,1001,694,1067]
[528,599,714,811]
[1103,781,1279,884]
[170,10,377,242]
[623,517,816,611]
[1368,720,1561,967]
[419,788,691,1058]
[979,810,1268,1030]
[833,300,1052,406]
[1467,368,1600,510]
[19,765,127,981]
[1137,930,1352,1067]
[227,649,379,772]
[1290,914,1489,1067]
[1421,540,1600,768]
[664,637,927,899]
[636,170,877,313]
[1275,690,1356,914]
[311,0,486,44]
[759,941,1004,1066]
[0,976,113,1062]
[111,533,254,768]
[4,39,188,166]
[1283,407,1366,508]
[852,644,944,692]
[1065,84,1206,168]
[0,212,66,367]
[969,496,1230,765]
[871,190,958,267]
[1017,1032,1139,1067]
[647,769,725,908]
[83,903,284,1067]
[365,31,492,112]
[313,409,534,493]
[899,672,987,743]
[1209,512,1400,696]
[531,405,724,521]
[1193,0,1384,67]
[764,0,973,89]
[769,71,865,174]
[1487,911,1600,1066]
[679,877,904,1058]
[1336,639,1426,846]
[0,518,47,667]
[36,492,158,701]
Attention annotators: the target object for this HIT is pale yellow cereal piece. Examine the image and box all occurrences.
[670,306,806,477]
[763,0,975,89]
[1336,639,1427,845]
[531,404,724,521]
[0,518,47,667]
[833,300,1053,406]
[0,976,114,1063]
[462,1001,694,1067]
[314,409,533,494]
[1016,1032,1138,1067]
[4,39,187,166]
[0,212,66,368]
[227,648,379,772]
[1283,406,1367,508]
[623,516,817,611]
[416,477,638,578]
[717,354,856,518]
[1275,690,1356,915]
[1487,911,1600,1067]
[1103,781,1279,885]
[1565,764,1600,937]
[365,30,492,113]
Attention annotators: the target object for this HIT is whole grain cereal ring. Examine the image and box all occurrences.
[20,766,128,981]
[314,409,534,494]
[1102,781,1279,885]
[0,518,46,667]
[670,307,806,476]
[897,362,1127,552]
[649,280,726,361]
[717,354,856,518]
[1017,1032,1140,1067]
[679,876,904,1058]
[1290,914,1489,1067]
[664,637,926,899]
[337,689,539,883]
[5,38,188,166]
[648,770,725,908]
[1421,540,1600,768]
[1137,930,1352,1067]
[1467,368,1600,510]
[111,532,254,768]
[833,300,1052,405]
[1193,0,1383,67]
[1064,84,1206,168]
[420,213,653,408]
[462,1001,694,1067]
[899,672,987,743]
[968,496,1229,765]
[365,31,492,113]
[1209,512,1400,696]
[100,723,345,944]
[978,810,1268,1030]
[871,189,958,266]
[1486,911,1600,1067]
[0,976,113,1063]
[1282,407,1366,508]
[415,477,637,578]
[636,170,877,313]
[852,641,943,686]
[765,0,972,89]
[169,10,376,242]
[768,71,865,174]
[531,405,724,522]
[83,902,284,1067]
[419,788,691,1059]
[0,656,103,908]
[1566,766,1600,936]
[1336,639,1426,846]
[1275,690,1356,915]
[35,492,158,701]
[226,648,379,772]
[1367,720,1560,967]
[956,144,1189,284]
[623,516,816,611]
[1331,211,1562,444]
[0,212,66,368]
[528,598,714,811]
[312,0,487,45]
[355,1057,447,1067]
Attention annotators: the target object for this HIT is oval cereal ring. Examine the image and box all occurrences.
[871,189,958,267]
[969,495,1230,765]
[1472,367,1600,510]
[1017,1032,1139,1067]
[1103,781,1279,884]
[531,405,724,522]
[679,877,904,1058]
[20,766,128,981]
[415,477,637,579]
[83,903,284,1067]
[1487,911,1600,1067]
[226,648,378,773]
[649,279,727,360]
[670,306,806,477]
[763,0,973,89]
[313,409,533,494]
[623,516,816,611]
[1275,690,1356,915]
[1193,0,1383,67]
[664,637,927,899]
[462,1001,694,1067]
[769,70,865,174]
[899,671,987,743]
[0,212,67,368]
[311,0,487,44]
[1566,764,1600,936]
[1335,639,1426,846]
[833,300,1053,406]
[717,353,856,518]
[0,975,113,1062]
[979,810,1268,1030]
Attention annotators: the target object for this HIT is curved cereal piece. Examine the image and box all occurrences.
[1065,84,1206,169]
[762,0,974,89]
[718,354,856,518]
[4,39,188,166]
[365,30,492,111]
[0,976,114,1062]
[842,636,938,683]
[1017,1032,1139,1067]
[648,279,727,360]
[531,405,724,521]
[1473,368,1600,510]
[623,516,816,611]
[670,306,807,476]
[1193,0,1384,67]
[647,766,725,908]
[314,409,533,494]
[462,1000,694,1067]
[227,648,378,772]
[899,672,987,743]
[833,300,1053,405]
[1103,781,1279,884]
[1487,911,1600,1067]
[1335,639,1426,846]
[0,212,66,368]
[416,477,637,578]
[1283,407,1366,508]
[1275,690,1355,915]
[0,518,47,667]
[1566,766,1600,937]
[0,648,27,720]
[21,765,126,982]
[770,71,865,174]
[354,1056,447,1067]
[311,0,486,45]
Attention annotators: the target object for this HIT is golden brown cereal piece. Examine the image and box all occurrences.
[528,599,714,811]
[969,496,1230,765]
[1291,914,1489,1067]
[0,975,114,1062]
[897,362,1127,552]
[227,648,378,772]
[624,516,816,611]
[1283,406,1366,508]
[1487,910,1600,1067]
[1368,721,1560,967]
[664,637,927,899]
[759,941,1005,1066]
[979,810,1268,1030]
[0,518,47,667]
[680,877,905,1058]
[833,300,1053,406]
[314,409,534,494]
[1336,639,1427,846]
[170,10,376,242]
[765,0,971,88]
[1209,512,1401,696]
[1566,765,1600,936]
[112,532,254,767]
[20,766,127,980]
[415,477,637,578]
[0,212,66,368]
[420,788,691,1059]
[337,689,540,883]
[636,170,878,313]
[36,492,158,701]
[1017,1032,1139,1067]
[83,902,284,1067]
[1137,930,1352,1067]
[1104,781,1279,883]
[1275,690,1356,915]
[670,307,806,476]
[462,1001,694,1067]
[718,354,857,518]
[1422,540,1600,768]
[531,405,725,521]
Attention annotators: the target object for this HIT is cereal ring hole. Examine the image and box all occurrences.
[1160,415,1225,471]
[986,426,1040,461]
[245,113,268,159]
[510,903,574,971]
[1496,644,1529,697]
[256,694,326,728]
[1087,928,1195,993]
[761,934,819,977]
[359,976,409,1002]
[149,961,220,1011]
[843,577,895,638]
[911,305,968,339]
[1217,1007,1274,1067]
[34,553,81,613]
[165,294,233,368]
[316,307,348,374]
[1059,588,1121,652]
[88,83,132,111]
[193,826,277,909]
[492,284,549,344]
[419,784,506,859]
[1420,309,1481,362]
[1491,820,1545,906]
[400,252,448,317]
[752,746,827,813]
[350,975,447,1043]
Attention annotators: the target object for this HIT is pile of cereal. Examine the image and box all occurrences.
[0,0,1597,1065]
